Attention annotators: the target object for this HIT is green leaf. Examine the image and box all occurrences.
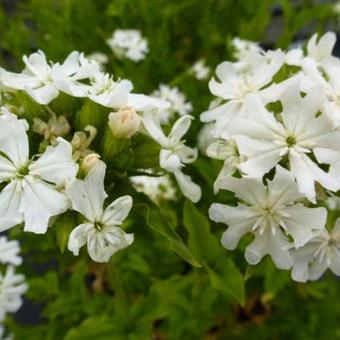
[132,134,161,169]
[75,99,110,133]
[264,260,290,297]
[102,129,133,169]
[206,256,245,305]
[55,212,76,253]
[183,200,221,263]
[134,199,201,268]
[27,271,59,302]
[63,315,122,340]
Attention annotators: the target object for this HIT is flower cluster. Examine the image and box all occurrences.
[204,32,340,282]
[0,43,201,264]
[0,236,27,338]
[106,29,149,62]
[151,84,193,124]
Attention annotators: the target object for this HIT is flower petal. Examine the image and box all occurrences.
[216,176,266,206]
[0,181,24,232]
[174,170,201,203]
[0,108,29,168]
[245,228,292,270]
[209,203,256,250]
[24,83,59,105]
[101,195,133,226]
[168,115,193,143]
[66,160,107,222]
[142,112,168,146]
[29,137,78,185]
[87,227,134,262]
[21,177,68,234]
[68,223,94,256]
[267,165,303,208]
[283,204,327,248]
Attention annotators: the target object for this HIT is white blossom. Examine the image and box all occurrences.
[151,84,192,124]
[0,237,22,266]
[130,174,176,203]
[143,113,201,202]
[190,59,210,80]
[85,72,133,108]
[206,138,243,193]
[209,166,327,269]
[197,123,217,155]
[232,37,262,60]
[291,218,340,282]
[286,32,336,67]
[302,56,340,124]
[232,85,340,202]
[107,29,149,62]
[2,51,97,104]
[201,49,286,137]
[0,108,78,233]
[66,161,134,263]
[0,325,12,340]
[0,266,27,321]
[86,52,109,70]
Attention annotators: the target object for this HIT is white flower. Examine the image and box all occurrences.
[197,123,217,155]
[0,325,12,340]
[51,51,99,97]
[306,32,336,65]
[151,84,192,124]
[291,218,340,282]
[0,266,27,321]
[0,237,22,266]
[2,51,97,104]
[130,174,176,203]
[209,166,327,269]
[86,72,133,108]
[232,85,340,202]
[201,49,286,137]
[287,32,336,67]
[86,52,109,70]
[143,113,201,202]
[206,138,243,193]
[232,37,262,61]
[107,29,149,62]
[66,161,134,263]
[302,56,340,124]
[190,59,210,80]
[126,93,170,113]
[0,108,78,233]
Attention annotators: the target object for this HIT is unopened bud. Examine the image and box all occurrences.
[81,153,101,174]
[33,114,71,144]
[108,107,141,139]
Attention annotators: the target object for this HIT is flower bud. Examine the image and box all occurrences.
[108,107,141,139]
[80,153,101,175]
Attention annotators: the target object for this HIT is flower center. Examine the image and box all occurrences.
[94,221,105,231]
[16,165,29,178]
[286,135,296,147]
